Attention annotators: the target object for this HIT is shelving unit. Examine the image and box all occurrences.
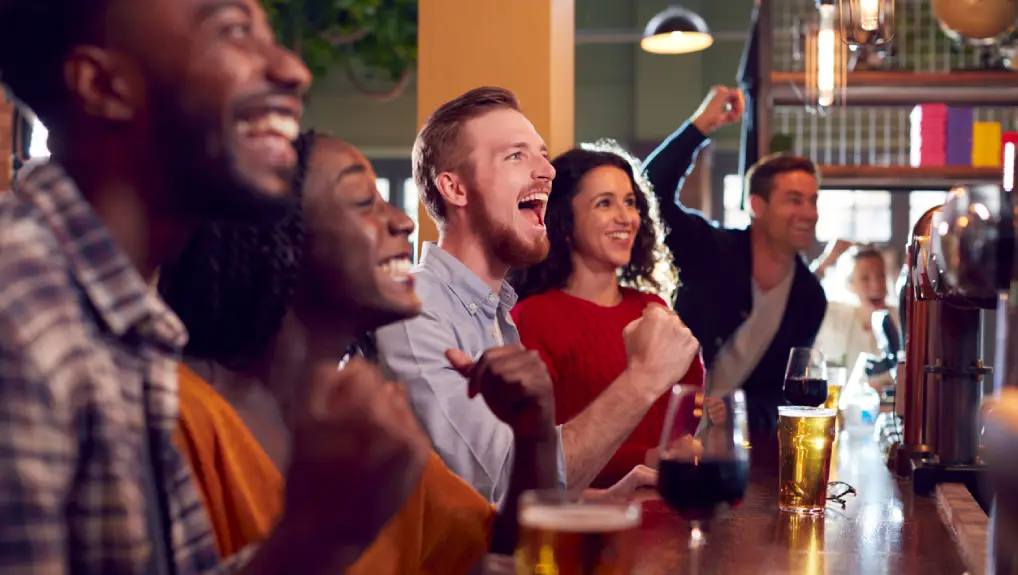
[817,164,1002,189]
[771,71,1018,107]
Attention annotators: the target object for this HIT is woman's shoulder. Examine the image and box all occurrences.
[623,287,669,308]
[512,289,568,318]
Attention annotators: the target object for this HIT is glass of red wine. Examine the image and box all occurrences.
[656,386,751,549]
[784,347,829,407]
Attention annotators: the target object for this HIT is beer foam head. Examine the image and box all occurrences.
[520,504,641,532]
[778,406,837,418]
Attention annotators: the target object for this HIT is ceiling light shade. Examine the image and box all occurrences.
[641,6,714,55]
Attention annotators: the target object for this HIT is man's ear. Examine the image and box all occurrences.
[436,171,469,209]
[63,46,140,122]
[749,193,766,219]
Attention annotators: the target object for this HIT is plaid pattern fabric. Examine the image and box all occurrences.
[0,161,250,574]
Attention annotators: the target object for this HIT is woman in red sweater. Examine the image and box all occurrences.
[509,141,705,489]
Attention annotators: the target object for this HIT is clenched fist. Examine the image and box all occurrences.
[623,304,700,400]
[691,85,745,134]
[284,357,431,550]
[447,345,556,441]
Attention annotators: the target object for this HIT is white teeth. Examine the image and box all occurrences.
[378,257,413,282]
[518,192,550,205]
[236,113,300,140]
[608,232,631,240]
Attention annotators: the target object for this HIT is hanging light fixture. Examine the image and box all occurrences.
[805,0,848,111]
[641,5,714,55]
[838,0,895,46]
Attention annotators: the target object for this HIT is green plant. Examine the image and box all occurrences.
[262,0,417,101]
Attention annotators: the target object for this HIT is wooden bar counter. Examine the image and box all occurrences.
[632,431,968,574]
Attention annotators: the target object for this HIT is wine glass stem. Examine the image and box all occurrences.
[688,521,705,575]
[689,520,706,549]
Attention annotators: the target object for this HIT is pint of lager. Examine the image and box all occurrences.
[778,406,837,514]
[515,490,640,575]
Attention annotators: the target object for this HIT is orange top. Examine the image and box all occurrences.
[175,364,495,574]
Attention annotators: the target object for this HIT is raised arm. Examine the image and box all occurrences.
[641,87,746,256]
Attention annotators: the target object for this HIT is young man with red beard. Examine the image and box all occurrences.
[375,87,701,502]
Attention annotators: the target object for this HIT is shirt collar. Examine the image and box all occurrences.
[15,160,188,348]
[418,242,518,316]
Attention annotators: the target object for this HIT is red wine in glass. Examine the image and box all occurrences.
[783,377,828,407]
[658,458,750,522]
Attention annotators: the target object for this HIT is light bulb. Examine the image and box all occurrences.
[817,5,836,108]
[858,0,879,31]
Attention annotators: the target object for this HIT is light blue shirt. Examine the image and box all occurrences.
[375,243,568,503]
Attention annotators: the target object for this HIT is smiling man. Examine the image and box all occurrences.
[642,88,828,431]
[376,87,702,503]
[0,0,409,573]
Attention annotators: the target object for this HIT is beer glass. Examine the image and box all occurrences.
[778,406,838,514]
[514,490,640,575]
[784,347,828,407]
[824,366,847,412]
[656,386,751,548]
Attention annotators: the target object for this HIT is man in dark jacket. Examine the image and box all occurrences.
[641,87,828,432]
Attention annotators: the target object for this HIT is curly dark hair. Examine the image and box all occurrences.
[509,140,678,303]
[157,132,315,367]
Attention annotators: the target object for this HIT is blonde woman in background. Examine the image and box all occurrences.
[814,243,899,389]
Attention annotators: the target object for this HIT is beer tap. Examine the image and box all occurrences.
[930,184,1017,574]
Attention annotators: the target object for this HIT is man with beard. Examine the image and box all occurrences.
[0,0,432,572]
[376,87,701,502]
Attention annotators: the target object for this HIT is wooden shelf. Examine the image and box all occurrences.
[771,71,1018,107]
[816,164,1002,189]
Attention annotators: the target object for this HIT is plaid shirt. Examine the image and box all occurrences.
[0,161,250,574]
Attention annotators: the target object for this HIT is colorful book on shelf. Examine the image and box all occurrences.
[1002,132,1018,167]
[946,107,974,166]
[973,122,1002,168]
[909,104,949,167]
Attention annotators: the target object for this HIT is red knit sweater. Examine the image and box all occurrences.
[511,287,705,489]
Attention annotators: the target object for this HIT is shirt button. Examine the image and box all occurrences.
[487,293,497,303]
[468,302,478,313]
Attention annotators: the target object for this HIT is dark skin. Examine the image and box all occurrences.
[32,1,418,573]
[54,0,310,277]
[254,137,558,557]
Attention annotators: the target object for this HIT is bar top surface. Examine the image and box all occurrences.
[632,430,968,574]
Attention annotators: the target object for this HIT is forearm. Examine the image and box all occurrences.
[561,368,662,489]
[641,121,709,209]
[490,432,560,555]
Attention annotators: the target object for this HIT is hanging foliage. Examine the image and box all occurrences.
[261,0,417,101]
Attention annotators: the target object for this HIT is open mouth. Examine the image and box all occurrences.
[518,192,549,229]
[235,103,302,167]
[607,231,632,241]
[377,255,413,284]
[792,223,814,234]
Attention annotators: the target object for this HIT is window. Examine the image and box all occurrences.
[816,190,892,243]
[28,116,49,158]
[723,174,750,228]
[722,174,893,243]
[909,190,948,230]
[375,178,390,203]
[402,178,419,262]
